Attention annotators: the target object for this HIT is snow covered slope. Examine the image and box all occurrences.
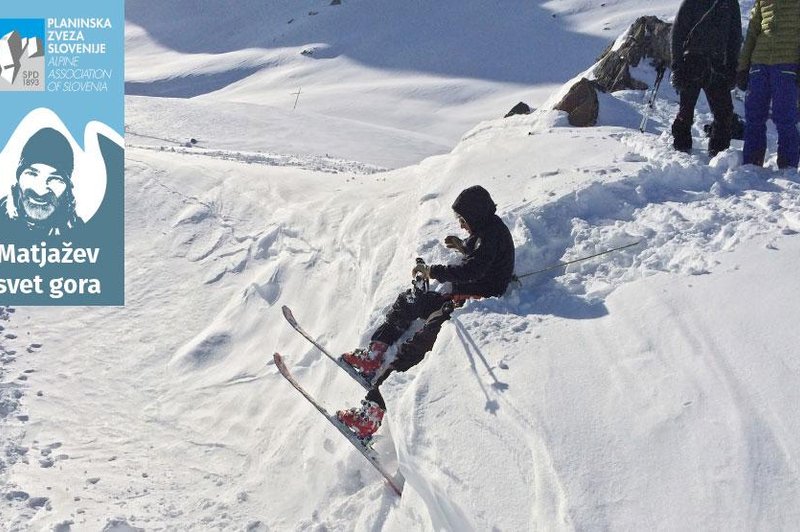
[124,0,681,168]
[3,0,800,530]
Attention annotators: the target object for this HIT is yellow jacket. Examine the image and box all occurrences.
[738,0,800,69]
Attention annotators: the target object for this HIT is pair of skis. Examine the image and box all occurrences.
[274,306,404,496]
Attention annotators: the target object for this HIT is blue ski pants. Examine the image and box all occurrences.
[743,64,799,169]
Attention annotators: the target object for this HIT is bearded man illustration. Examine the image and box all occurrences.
[1,127,84,237]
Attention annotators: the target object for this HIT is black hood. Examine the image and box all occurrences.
[452,185,496,231]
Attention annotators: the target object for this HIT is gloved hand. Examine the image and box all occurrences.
[736,69,749,91]
[444,235,466,254]
[411,262,430,279]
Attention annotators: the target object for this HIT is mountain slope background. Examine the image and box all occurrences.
[2,0,800,530]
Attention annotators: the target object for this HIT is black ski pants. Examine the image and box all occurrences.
[365,289,454,409]
[673,79,734,155]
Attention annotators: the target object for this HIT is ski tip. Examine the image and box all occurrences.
[273,352,283,365]
[281,305,297,325]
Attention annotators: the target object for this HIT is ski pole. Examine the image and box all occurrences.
[513,239,643,282]
[639,64,666,133]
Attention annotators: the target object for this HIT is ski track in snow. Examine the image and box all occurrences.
[127,136,387,176]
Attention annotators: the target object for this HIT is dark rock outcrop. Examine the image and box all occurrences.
[504,102,532,118]
[554,78,599,127]
[593,16,671,93]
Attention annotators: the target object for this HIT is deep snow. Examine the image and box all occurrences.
[2,0,800,530]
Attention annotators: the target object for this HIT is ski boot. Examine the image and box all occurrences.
[340,340,388,379]
[337,399,385,443]
[671,119,692,153]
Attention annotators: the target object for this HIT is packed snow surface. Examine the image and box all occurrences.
[2,0,800,530]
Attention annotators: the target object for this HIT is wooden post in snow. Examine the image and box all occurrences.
[292,87,302,110]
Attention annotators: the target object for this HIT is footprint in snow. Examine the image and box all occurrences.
[53,521,74,532]
[5,490,29,501]
[622,152,648,163]
[419,193,439,203]
[28,496,49,509]
[323,438,335,454]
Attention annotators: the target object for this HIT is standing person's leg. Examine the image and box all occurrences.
[704,79,734,157]
[672,83,702,152]
[770,64,800,169]
[743,65,771,166]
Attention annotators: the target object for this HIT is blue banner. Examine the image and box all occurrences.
[0,1,124,305]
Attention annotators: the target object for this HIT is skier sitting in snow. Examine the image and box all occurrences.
[337,185,515,440]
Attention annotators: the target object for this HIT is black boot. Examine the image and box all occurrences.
[708,119,731,157]
[672,120,692,153]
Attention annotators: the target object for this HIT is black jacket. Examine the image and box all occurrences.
[429,186,515,297]
[671,0,742,72]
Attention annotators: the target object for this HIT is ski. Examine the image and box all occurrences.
[273,353,404,496]
[281,305,373,390]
